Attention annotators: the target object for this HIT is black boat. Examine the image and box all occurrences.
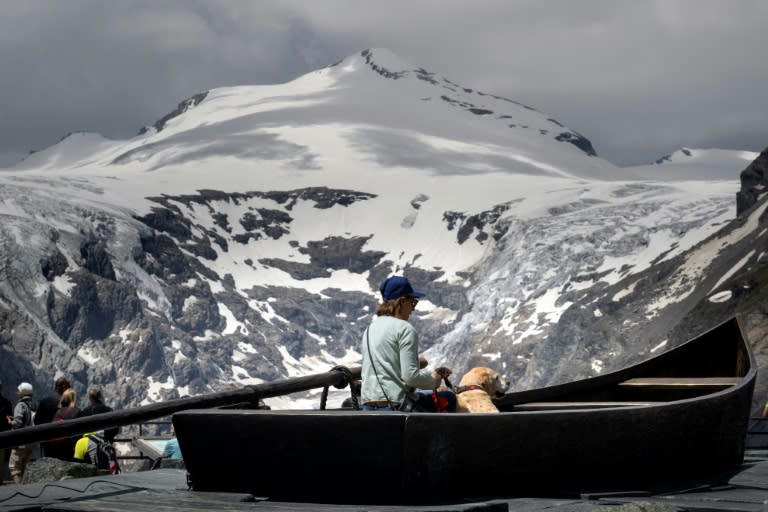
[174,316,756,504]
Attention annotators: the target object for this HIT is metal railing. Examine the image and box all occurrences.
[0,366,360,451]
[113,420,173,465]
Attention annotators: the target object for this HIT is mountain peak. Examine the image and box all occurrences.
[655,147,694,164]
[359,48,417,76]
[653,147,758,167]
[626,147,759,181]
[325,48,420,80]
[14,131,117,170]
[8,47,608,176]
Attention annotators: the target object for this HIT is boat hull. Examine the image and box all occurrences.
[174,317,756,504]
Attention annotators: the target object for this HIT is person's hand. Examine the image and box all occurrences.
[432,367,452,387]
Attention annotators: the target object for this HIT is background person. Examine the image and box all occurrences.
[35,377,70,458]
[54,389,80,421]
[78,386,119,443]
[47,389,80,461]
[0,379,13,484]
[162,428,183,460]
[360,275,456,412]
[74,431,120,473]
[9,383,35,484]
[35,376,70,425]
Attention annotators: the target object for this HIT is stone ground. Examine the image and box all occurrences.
[0,461,767,511]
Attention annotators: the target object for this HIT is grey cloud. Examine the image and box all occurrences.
[1,1,767,168]
[0,1,342,166]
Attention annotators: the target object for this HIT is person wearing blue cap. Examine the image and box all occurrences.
[360,276,456,412]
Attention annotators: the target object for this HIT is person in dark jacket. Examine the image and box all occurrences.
[78,386,119,443]
[0,379,14,483]
[0,380,12,431]
[35,377,71,457]
[34,377,71,425]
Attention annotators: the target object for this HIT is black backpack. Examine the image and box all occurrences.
[87,433,120,473]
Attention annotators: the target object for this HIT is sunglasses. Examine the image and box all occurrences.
[409,297,419,308]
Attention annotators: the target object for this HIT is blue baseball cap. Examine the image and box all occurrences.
[379,276,426,301]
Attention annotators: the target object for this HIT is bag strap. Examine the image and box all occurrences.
[20,400,33,427]
[90,433,107,445]
[365,327,419,408]
[365,327,395,408]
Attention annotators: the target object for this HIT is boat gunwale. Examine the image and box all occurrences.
[176,316,757,416]
[494,316,757,410]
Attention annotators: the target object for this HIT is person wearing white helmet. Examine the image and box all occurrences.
[9,382,35,484]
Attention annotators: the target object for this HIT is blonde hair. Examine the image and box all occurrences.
[59,388,77,408]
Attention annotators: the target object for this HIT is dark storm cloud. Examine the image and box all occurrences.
[1,0,767,167]
[0,0,350,166]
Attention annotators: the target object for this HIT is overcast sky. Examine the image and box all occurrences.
[1,0,766,168]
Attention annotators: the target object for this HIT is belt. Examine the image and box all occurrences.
[364,400,400,408]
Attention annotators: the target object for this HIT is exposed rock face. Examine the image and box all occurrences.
[359,48,599,158]
[737,146,768,215]
[137,91,209,135]
[48,270,141,343]
[261,236,387,280]
[444,202,515,244]
[555,131,598,156]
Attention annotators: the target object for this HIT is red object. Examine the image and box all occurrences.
[432,392,451,413]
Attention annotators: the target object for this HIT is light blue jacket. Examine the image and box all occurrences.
[361,316,435,404]
[162,438,183,460]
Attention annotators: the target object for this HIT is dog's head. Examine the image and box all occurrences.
[459,367,510,398]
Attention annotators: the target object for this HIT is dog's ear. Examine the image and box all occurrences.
[482,369,498,393]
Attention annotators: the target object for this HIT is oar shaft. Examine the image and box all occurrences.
[0,366,361,449]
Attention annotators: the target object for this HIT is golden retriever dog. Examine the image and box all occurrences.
[455,367,510,413]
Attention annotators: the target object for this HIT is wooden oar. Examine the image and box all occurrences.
[0,366,360,450]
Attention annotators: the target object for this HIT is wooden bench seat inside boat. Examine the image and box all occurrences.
[618,377,741,389]
[513,378,742,410]
[514,401,658,411]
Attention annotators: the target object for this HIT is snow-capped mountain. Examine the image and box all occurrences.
[627,147,760,181]
[0,49,764,411]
